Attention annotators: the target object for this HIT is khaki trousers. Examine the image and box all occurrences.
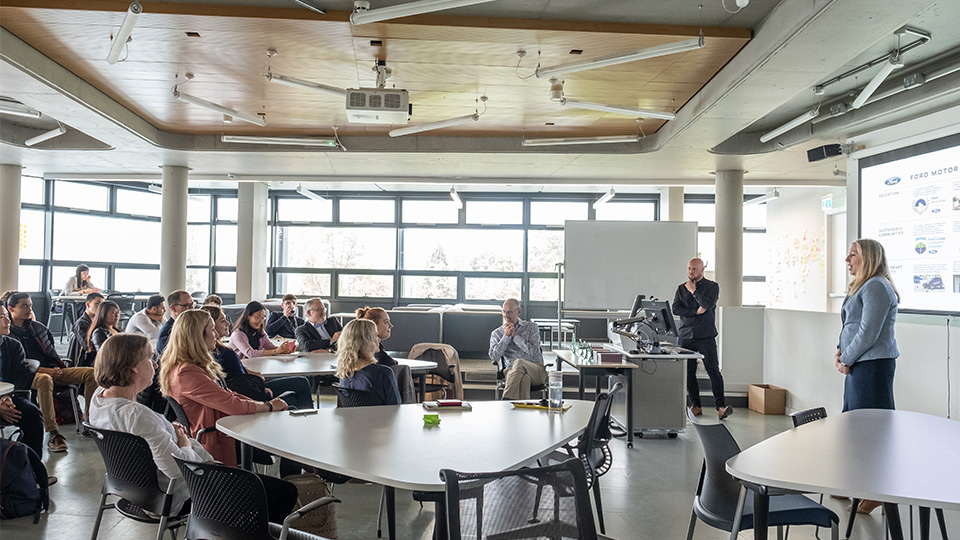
[502,358,547,400]
[31,367,97,432]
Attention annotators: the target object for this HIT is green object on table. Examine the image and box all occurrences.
[423,414,440,425]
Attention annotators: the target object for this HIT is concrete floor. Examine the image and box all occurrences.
[3,395,953,540]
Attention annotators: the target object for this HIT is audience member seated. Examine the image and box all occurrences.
[1,305,46,460]
[159,310,289,466]
[265,294,304,340]
[2,291,97,453]
[126,294,165,339]
[85,300,123,364]
[70,292,104,360]
[295,298,341,352]
[201,294,223,307]
[62,264,101,296]
[336,319,401,406]
[488,298,544,400]
[156,290,195,358]
[356,306,416,403]
[229,301,296,359]
[88,333,212,514]
[201,305,312,411]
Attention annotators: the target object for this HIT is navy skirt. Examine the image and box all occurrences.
[842,357,896,412]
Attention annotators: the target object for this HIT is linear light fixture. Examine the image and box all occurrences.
[449,187,463,209]
[537,37,704,79]
[147,184,162,194]
[0,101,41,119]
[522,135,642,147]
[221,135,338,147]
[106,1,142,64]
[297,183,327,202]
[758,109,819,144]
[561,98,676,121]
[851,55,904,109]
[24,124,67,147]
[744,189,779,206]
[264,72,346,98]
[288,0,326,14]
[173,88,266,127]
[593,188,616,209]
[351,0,500,25]
[388,113,478,137]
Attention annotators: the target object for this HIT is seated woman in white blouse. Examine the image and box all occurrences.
[63,264,101,296]
[87,333,212,514]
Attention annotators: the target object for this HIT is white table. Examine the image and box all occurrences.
[0,382,14,396]
[726,409,960,540]
[218,400,595,540]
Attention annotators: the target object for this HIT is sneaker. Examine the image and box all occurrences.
[80,426,93,438]
[718,406,734,420]
[47,433,68,453]
[690,406,702,417]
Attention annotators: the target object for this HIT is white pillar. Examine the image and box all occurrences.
[236,182,268,304]
[664,186,684,221]
[715,170,743,307]
[0,164,22,293]
[159,166,189,297]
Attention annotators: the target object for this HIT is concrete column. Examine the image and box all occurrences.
[714,170,743,307]
[0,164,22,293]
[236,182,268,304]
[159,166,189,297]
[664,186,684,221]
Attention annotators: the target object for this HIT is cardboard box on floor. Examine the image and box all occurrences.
[748,384,786,415]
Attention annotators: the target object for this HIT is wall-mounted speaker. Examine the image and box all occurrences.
[807,143,843,162]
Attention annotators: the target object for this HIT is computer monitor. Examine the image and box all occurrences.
[640,300,679,344]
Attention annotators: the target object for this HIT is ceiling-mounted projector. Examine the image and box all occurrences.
[345,88,410,124]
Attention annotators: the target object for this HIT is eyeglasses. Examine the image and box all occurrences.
[173,301,196,308]
[501,309,519,315]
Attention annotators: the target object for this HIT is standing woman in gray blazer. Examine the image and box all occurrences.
[836,238,899,412]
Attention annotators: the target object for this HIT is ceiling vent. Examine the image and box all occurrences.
[345,88,410,124]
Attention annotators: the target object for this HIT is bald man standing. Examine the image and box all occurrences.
[672,258,731,420]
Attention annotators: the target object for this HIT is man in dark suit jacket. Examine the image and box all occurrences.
[295,298,342,352]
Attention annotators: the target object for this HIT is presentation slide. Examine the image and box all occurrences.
[860,142,960,314]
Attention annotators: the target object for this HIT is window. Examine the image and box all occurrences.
[54,181,108,211]
[401,276,457,299]
[683,202,714,227]
[52,265,106,292]
[116,189,162,217]
[186,268,210,296]
[19,209,45,259]
[401,200,459,224]
[215,225,237,266]
[527,230,564,273]
[464,277,521,301]
[276,197,332,222]
[20,176,44,205]
[742,281,767,306]
[401,229,522,272]
[276,227,397,269]
[217,197,238,221]
[188,195,211,222]
[743,232,769,277]
[697,231,715,272]
[215,271,236,295]
[743,204,767,229]
[466,201,522,225]
[530,201,588,226]
[53,214,160,264]
[594,201,656,221]
[529,277,560,302]
[114,268,160,293]
[276,272,331,297]
[187,225,211,266]
[340,199,395,223]
[18,265,42,292]
[338,274,393,297]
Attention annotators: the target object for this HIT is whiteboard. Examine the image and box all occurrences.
[563,221,698,310]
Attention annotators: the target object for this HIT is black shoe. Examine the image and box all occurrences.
[718,406,733,420]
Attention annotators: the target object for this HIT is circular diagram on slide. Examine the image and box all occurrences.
[913,198,927,213]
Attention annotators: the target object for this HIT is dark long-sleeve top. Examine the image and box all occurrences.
[339,363,401,406]
[73,312,93,351]
[376,343,398,367]
[838,277,899,366]
[156,317,175,358]
[0,335,39,390]
[265,311,304,340]
[295,319,342,352]
[212,345,247,375]
[91,327,120,352]
[672,278,719,340]
[8,320,65,369]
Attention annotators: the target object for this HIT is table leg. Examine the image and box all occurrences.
[883,503,903,540]
[418,374,426,402]
[578,370,585,401]
[240,442,252,471]
[626,369,634,449]
[434,494,447,540]
[752,491,769,540]
[386,486,396,540]
[595,374,602,400]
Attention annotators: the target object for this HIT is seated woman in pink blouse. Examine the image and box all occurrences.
[228,301,296,359]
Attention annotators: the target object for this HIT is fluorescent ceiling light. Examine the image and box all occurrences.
[852,55,904,109]
[593,188,616,209]
[24,124,67,147]
[758,109,819,144]
[288,0,326,14]
[106,1,142,64]
[173,89,266,127]
[351,0,500,25]
[537,37,704,79]
[561,98,676,121]
[522,135,641,147]
[449,187,463,208]
[221,135,338,147]
[744,189,779,206]
[388,113,478,137]
[297,184,327,202]
[0,101,41,119]
[265,73,346,98]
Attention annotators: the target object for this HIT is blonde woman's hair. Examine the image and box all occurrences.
[159,309,224,396]
[847,238,900,302]
[335,318,380,380]
[95,334,150,388]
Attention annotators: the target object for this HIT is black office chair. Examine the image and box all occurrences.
[85,424,189,540]
[494,357,552,401]
[685,409,840,540]
[335,386,385,408]
[106,293,136,330]
[174,457,339,540]
[163,396,216,444]
[441,458,600,540]
[541,382,622,534]
[226,373,295,404]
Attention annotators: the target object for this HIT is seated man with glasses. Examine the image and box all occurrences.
[296,297,341,352]
[155,290,194,359]
[488,298,545,400]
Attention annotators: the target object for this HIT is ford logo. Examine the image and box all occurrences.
[929,250,938,254]
[884,177,901,185]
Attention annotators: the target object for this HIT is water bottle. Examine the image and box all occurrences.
[548,371,563,413]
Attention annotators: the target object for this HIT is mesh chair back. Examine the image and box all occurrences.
[336,386,385,407]
[225,373,271,402]
[106,294,136,327]
[85,424,173,515]
[689,419,745,525]
[577,383,622,480]
[165,397,192,433]
[441,458,598,540]
[790,407,827,427]
[174,457,273,540]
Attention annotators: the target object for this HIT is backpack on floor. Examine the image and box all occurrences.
[0,437,50,523]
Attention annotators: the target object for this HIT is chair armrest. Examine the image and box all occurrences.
[276,390,296,400]
[279,496,341,540]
